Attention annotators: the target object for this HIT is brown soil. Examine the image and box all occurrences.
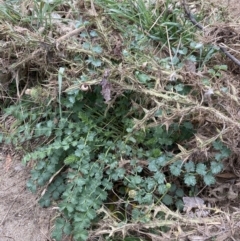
[0,152,57,241]
[211,0,240,21]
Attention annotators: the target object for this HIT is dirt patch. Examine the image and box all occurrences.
[0,152,58,241]
[211,0,240,21]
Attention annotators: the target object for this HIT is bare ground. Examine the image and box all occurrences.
[0,152,57,241]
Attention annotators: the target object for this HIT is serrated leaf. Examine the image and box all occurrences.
[148,160,158,172]
[92,45,102,54]
[26,180,37,193]
[184,174,196,186]
[213,141,223,150]
[158,184,167,194]
[184,161,195,172]
[210,161,223,174]
[82,42,90,50]
[86,57,102,67]
[36,160,46,170]
[145,177,156,191]
[196,163,207,176]
[174,84,184,92]
[86,209,96,220]
[153,172,165,184]
[64,155,77,165]
[132,175,142,184]
[170,160,183,177]
[204,173,215,185]
[73,229,88,241]
[55,218,65,228]
[142,193,153,204]
[102,178,113,190]
[156,156,167,167]
[66,204,74,213]
[52,229,62,241]
[136,73,151,83]
[175,199,184,210]
[190,42,203,49]
[90,30,98,37]
[178,47,188,55]
[63,222,72,235]
[113,168,125,180]
[213,65,228,71]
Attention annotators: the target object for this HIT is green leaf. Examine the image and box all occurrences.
[35,160,46,170]
[63,222,72,235]
[190,42,203,49]
[145,177,156,191]
[86,57,102,67]
[90,30,98,37]
[66,204,75,213]
[175,188,184,197]
[213,65,228,71]
[153,172,165,184]
[82,42,90,50]
[170,160,183,177]
[183,122,193,129]
[178,47,188,55]
[102,178,113,190]
[210,161,223,174]
[76,178,86,187]
[196,163,207,176]
[175,199,184,210]
[204,173,216,185]
[184,174,196,186]
[64,155,78,164]
[92,45,103,54]
[52,229,62,241]
[136,72,151,83]
[158,184,167,194]
[142,193,153,204]
[73,229,88,241]
[86,209,96,220]
[162,194,173,205]
[112,168,125,180]
[44,199,51,207]
[171,56,179,65]
[156,156,167,167]
[131,175,142,185]
[169,183,176,192]
[213,141,223,150]
[148,160,158,172]
[52,191,60,200]
[174,84,184,92]
[26,180,37,193]
[184,161,195,172]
